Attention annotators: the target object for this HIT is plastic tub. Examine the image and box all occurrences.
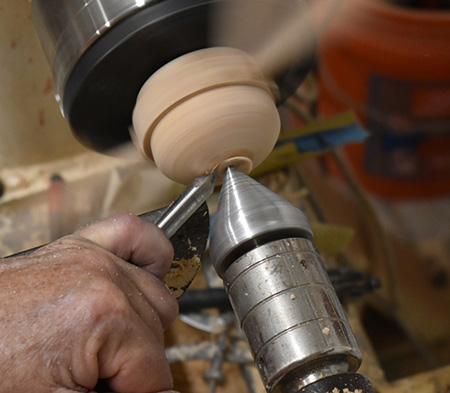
[318,0,450,199]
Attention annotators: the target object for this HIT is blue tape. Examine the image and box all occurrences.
[276,123,368,153]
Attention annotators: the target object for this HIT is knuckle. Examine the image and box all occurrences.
[60,238,122,277]
[168,301,179,326]
[111,212,141,232]
[166,291,179,321]
[85,280,131,323]
[87,250,121,276]
[158,290,179,330]
[38,234,86,254]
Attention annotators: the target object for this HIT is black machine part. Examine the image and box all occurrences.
[296,372,375,393]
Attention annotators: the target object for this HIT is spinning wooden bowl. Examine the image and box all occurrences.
[132,47,280,184]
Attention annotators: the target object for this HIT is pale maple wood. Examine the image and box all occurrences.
[132,47,280,184]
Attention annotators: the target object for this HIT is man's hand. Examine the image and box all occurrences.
[0,213,179,393]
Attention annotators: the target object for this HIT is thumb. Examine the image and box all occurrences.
[76,212,174,280]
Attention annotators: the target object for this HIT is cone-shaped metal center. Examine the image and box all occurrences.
[210,167,313,277]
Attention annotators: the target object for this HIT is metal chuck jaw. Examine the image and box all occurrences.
[210,167,374,393]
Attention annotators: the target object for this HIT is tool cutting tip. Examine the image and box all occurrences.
[194,171,218,189]
[209,170,218,186]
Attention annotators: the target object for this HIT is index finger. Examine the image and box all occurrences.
[76,213,174,280]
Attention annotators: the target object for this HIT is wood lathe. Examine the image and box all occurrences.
[30,1,375,392]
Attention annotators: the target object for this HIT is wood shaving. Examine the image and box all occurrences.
[164,255,201,299]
